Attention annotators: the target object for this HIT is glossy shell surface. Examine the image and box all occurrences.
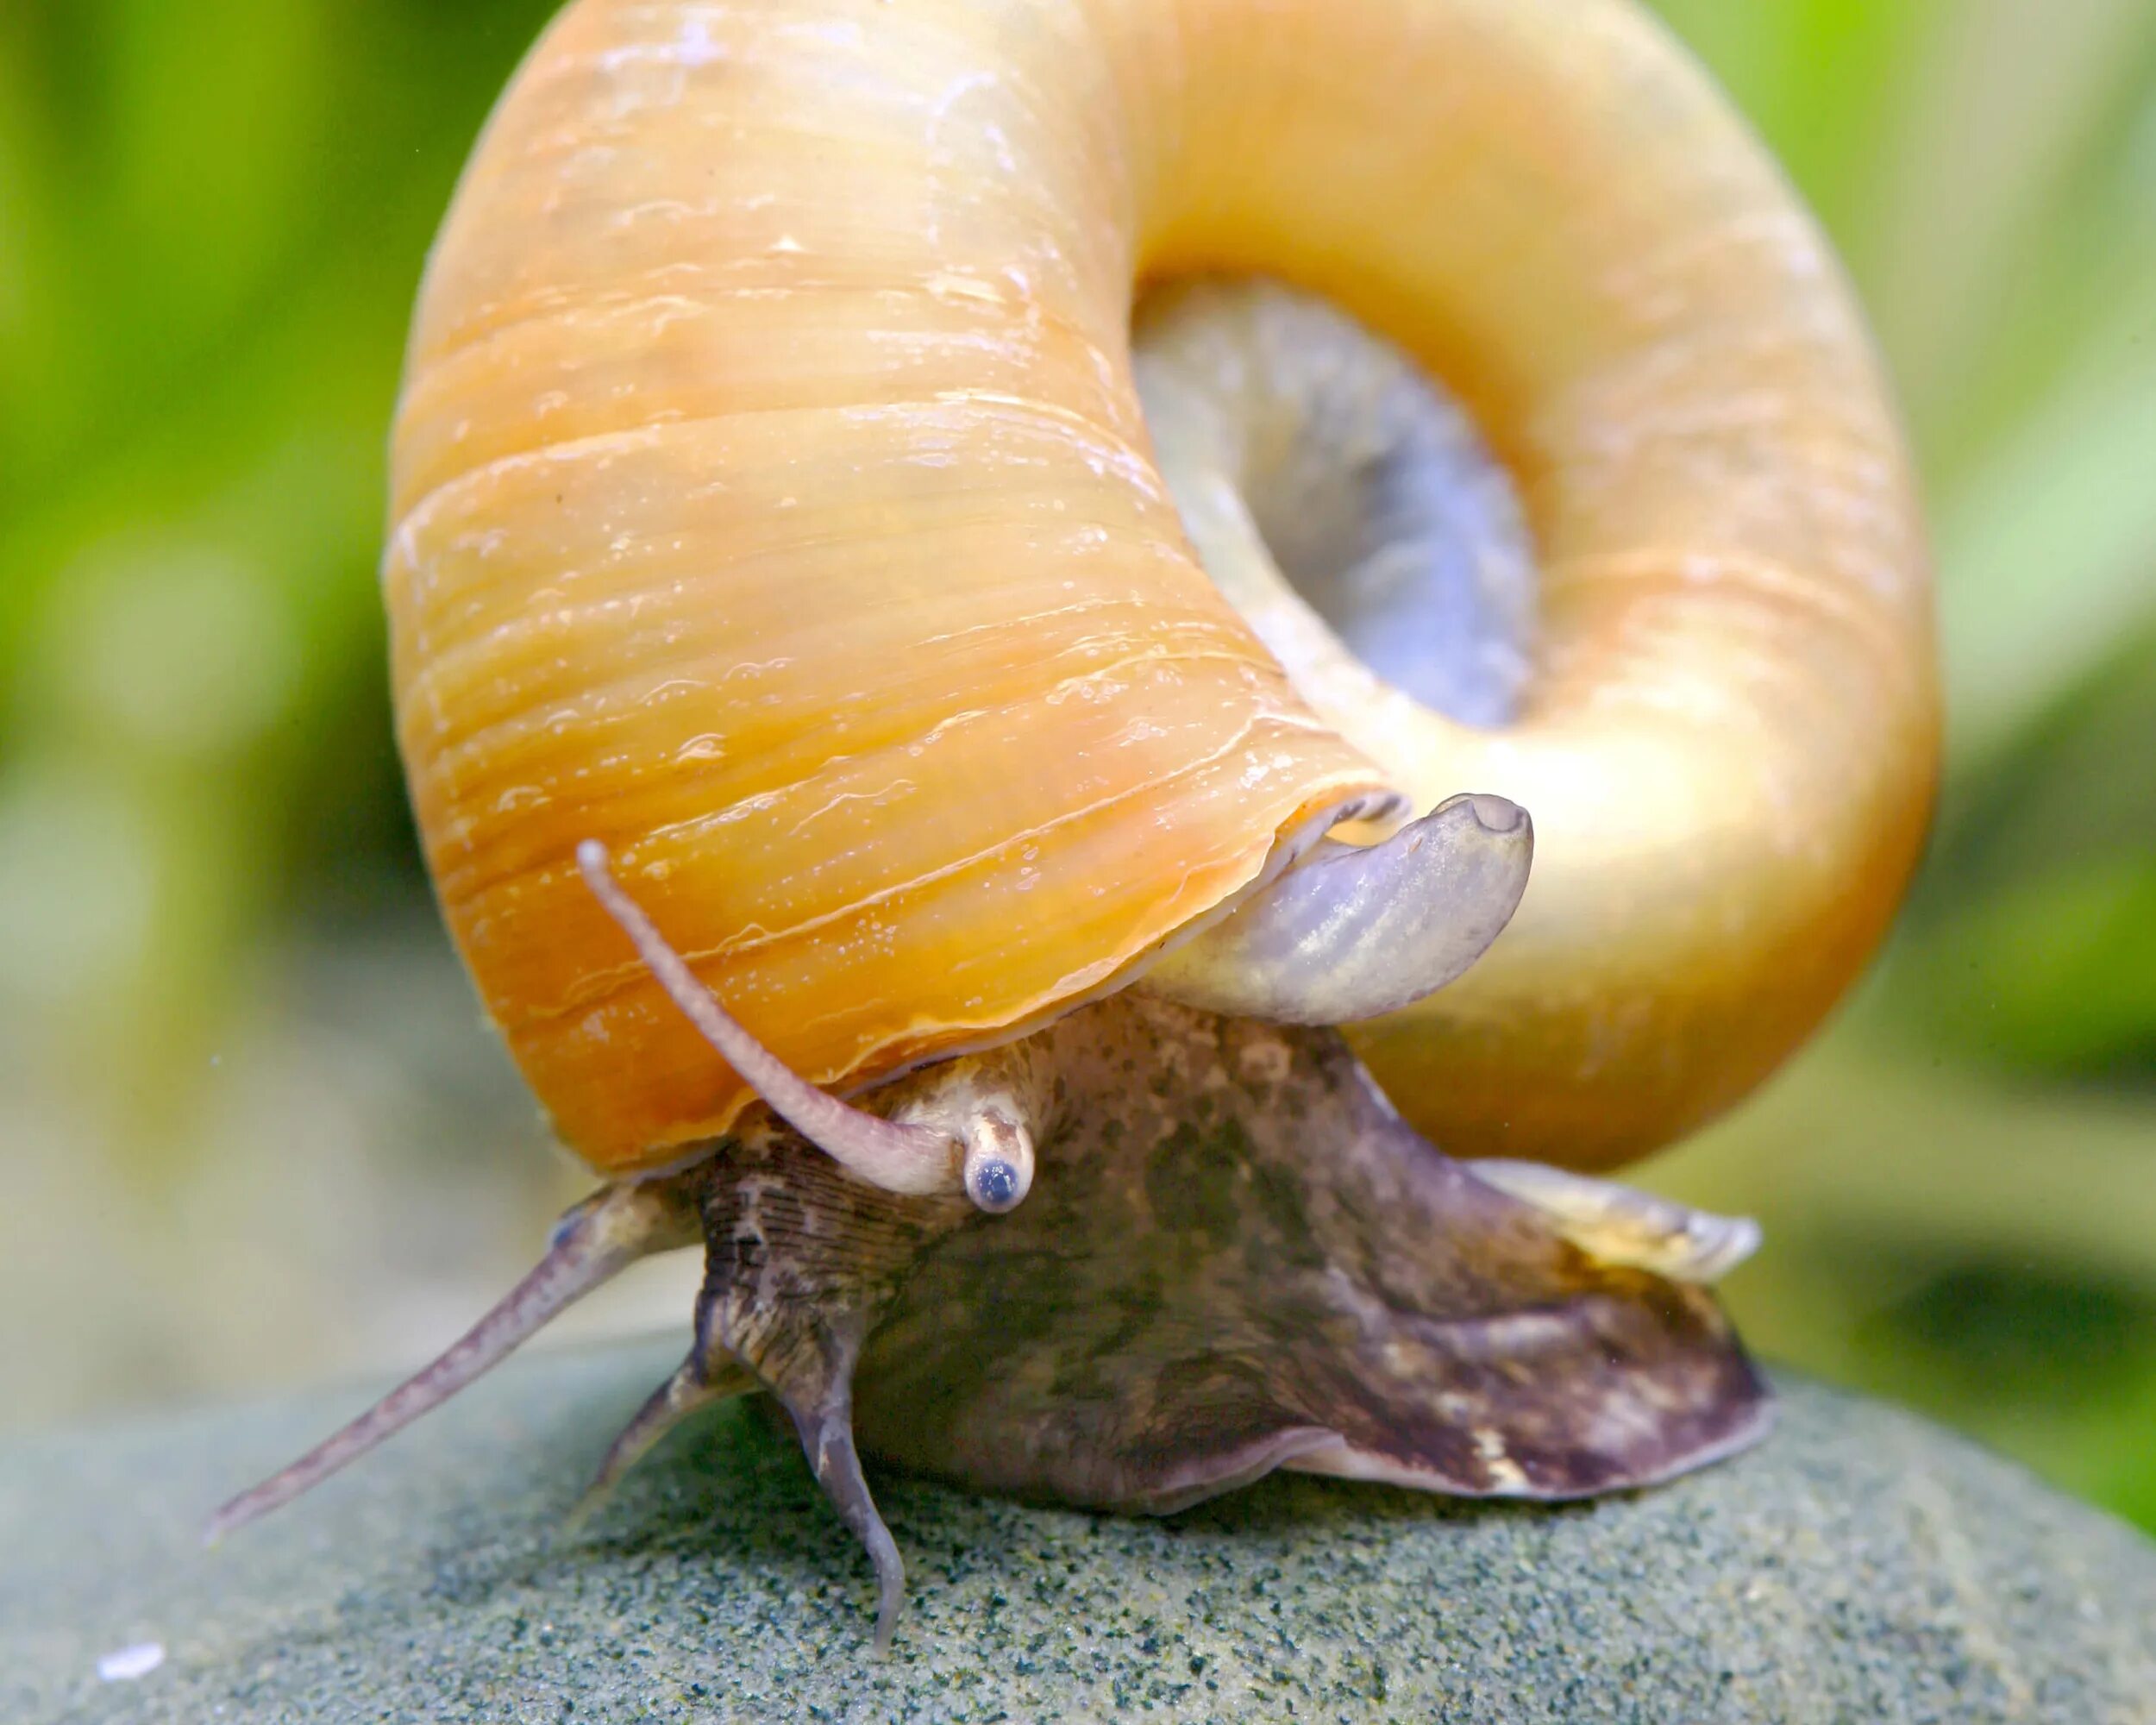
[386,0,1934,1173]
[385,0,1394,1170]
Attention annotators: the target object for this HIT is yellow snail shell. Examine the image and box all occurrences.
[383,0,1934,1176]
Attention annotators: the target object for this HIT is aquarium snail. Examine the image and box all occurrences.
[207,0,1936,1649]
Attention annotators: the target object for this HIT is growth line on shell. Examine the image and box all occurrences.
[576,839,971,1201]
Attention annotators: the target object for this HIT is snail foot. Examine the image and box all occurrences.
[1463,1157,1761,1284]
[850,994,1770,1511]
[205,994,1770,1653]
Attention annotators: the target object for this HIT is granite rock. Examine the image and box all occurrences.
[4,1339,2153,1723]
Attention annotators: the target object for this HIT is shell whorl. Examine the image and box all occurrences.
[385,0,1935,1172]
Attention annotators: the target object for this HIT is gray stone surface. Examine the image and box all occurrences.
[4,1339,2153,1724]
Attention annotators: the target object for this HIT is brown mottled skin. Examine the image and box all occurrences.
[650,995,1764,1640]
[210,994,1764,1651]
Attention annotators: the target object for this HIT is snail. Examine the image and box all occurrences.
[207,0,1936,1651]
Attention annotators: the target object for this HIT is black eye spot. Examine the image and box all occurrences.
[971,1159,1021,1213]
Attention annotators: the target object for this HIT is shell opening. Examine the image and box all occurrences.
[1133,279,1539,742]
[1129,283,1544,1025]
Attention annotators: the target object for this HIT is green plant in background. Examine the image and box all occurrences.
[1,0,2152,1527]
[0,1,559,1136]
[1649,0,2156,1531]
[0,0,585,1422]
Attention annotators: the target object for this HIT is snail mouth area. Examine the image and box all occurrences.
[1133,279,1539,739]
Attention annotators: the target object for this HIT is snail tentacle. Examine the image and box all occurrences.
[582,838,1047,1212]
[203,1178,699,1546]
[577,841,970,1202]
[793,1396,907,1658]
[886,1044,1052,1215]
[1465,1160,1763,1284]
[566,1352,755,1534]
[959,1110,1032,1214]
[1142,794,1532,1025]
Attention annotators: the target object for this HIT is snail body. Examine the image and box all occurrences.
[214,0,1934,1648]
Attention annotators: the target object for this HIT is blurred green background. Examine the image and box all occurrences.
[3,0,2153,1534]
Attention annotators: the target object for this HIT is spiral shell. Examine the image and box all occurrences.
[385,0,1934,1174]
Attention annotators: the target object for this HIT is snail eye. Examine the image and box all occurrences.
[961,1109,1036,1214]
[969,1158,1024,1214]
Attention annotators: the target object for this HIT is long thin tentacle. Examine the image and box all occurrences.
[790,1394,906,1656]
[566,1353,756,1533]
[204,1178,698,1545]
[576,840,966,1198]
